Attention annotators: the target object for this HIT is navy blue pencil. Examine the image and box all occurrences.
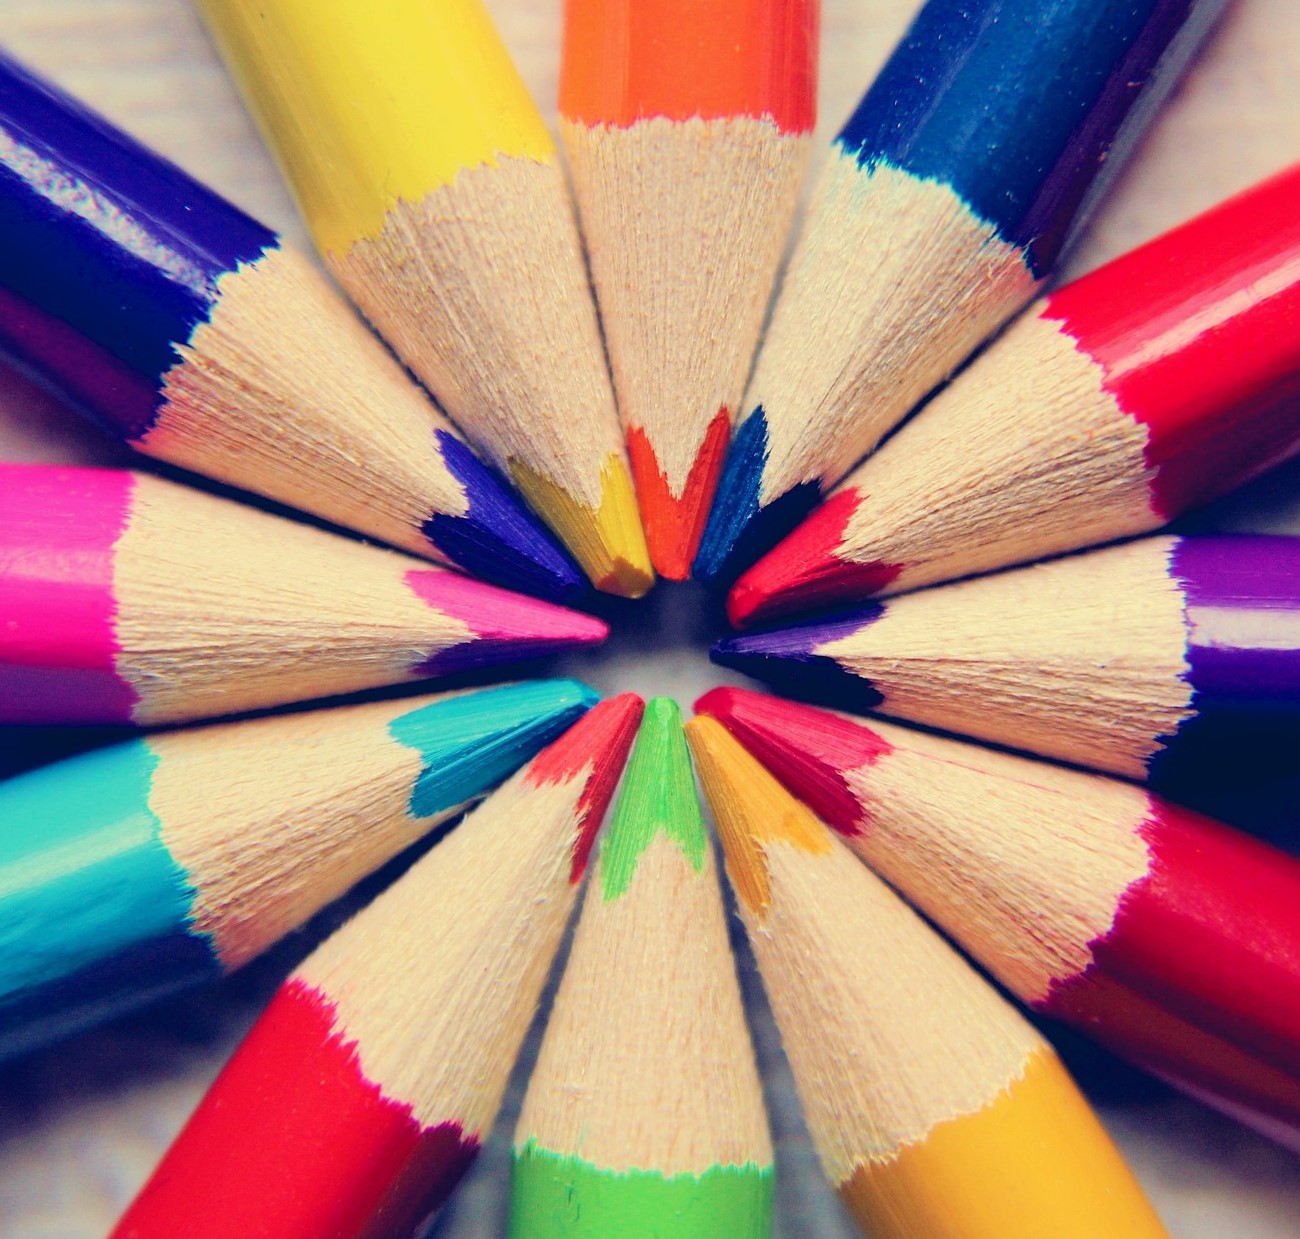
[0,50,581,599]
[694,0,1229,583]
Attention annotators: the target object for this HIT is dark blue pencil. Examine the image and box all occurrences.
[0,50,581,600]
[694,0,1229,585]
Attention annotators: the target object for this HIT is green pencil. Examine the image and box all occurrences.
[510,697,774,1237]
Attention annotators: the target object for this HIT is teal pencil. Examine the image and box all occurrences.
[0,679,597,1058]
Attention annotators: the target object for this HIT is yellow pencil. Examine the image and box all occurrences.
[686,715,1170,1239]
[199,0,652,597]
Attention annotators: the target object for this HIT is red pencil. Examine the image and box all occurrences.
[696,687,1300,1148]
[111,694,643,1239]
[728,164,1300,627]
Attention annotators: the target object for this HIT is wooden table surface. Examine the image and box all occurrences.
[1,2,1299,1235]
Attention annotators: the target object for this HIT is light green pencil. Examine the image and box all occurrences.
[510,697,774,1237]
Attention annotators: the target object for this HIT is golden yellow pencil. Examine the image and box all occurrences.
[199,0,652,597]
[686,715,1170,1239]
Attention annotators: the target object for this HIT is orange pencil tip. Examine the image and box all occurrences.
[628,414,730,581]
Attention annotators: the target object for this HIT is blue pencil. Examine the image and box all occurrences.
[0,49,581,600]
[694,0,1229,584]
[0,679,597,1058]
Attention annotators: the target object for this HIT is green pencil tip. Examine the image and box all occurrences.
[600,696,707,900]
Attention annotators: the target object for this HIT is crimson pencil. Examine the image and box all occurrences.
[729,164,1300,627]
[111,694,644,1239]
[696,687,1300,1147]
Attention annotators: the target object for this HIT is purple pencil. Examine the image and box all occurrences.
[713,534,1300,785]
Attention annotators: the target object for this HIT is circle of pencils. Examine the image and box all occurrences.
[3,1,1300,1235]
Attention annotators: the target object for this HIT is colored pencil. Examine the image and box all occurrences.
[110,693,643,1239]
[728,163,1300,626]
[0,679,597,1060]
[511,698,772,1238]
[199,0,653,598]
[559,0,817,579]
[696,687,1300,1144]
[714,533,1300,784]
[0,51,577,600]
[0,463,607,726]
[694,0,1228,585]
[686,715,1168,1239]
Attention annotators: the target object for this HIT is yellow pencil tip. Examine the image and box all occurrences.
[511,454,653,598]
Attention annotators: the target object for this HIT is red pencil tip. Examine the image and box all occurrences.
[693,687,887,837]
[628,413,730,581]
[527,693,645,882]
[726,488,901,628]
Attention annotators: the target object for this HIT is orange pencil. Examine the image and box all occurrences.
[560,0,818,577]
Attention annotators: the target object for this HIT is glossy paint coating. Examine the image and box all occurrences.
[110,978,479,1239]
[424,431,585,601]
[199,0,555,254]
[1152,536,1300,781]
[839,0,1216,275]
[1046,163,1300,517]
[0,739,211,1058]
[1048,799,1300,1077]
[0,465,136,723]
[560,0,816,130]
[0,51,272,442]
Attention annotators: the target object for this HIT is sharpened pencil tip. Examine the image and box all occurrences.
[628,412,730,581]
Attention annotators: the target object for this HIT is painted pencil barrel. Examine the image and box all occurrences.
[695,688,1300,1139]
[686,715,1169,1239]
[559,1,817,579]
[0,680,597,1058]
[511,699,773,1237]
[694,0,1227,584]
[0,463,607,725]
[729,163,1300,625]
[0,49,579,597]
[200,0,653,597]
[111,695,643,1239]
[714,534,1300,784]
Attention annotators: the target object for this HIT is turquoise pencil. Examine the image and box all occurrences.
[0,679,597,1058]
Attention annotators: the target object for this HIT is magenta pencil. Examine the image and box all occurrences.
[0,463,606,724]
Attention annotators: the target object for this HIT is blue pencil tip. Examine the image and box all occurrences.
[692,409,821,586]
[426,432,586,603]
